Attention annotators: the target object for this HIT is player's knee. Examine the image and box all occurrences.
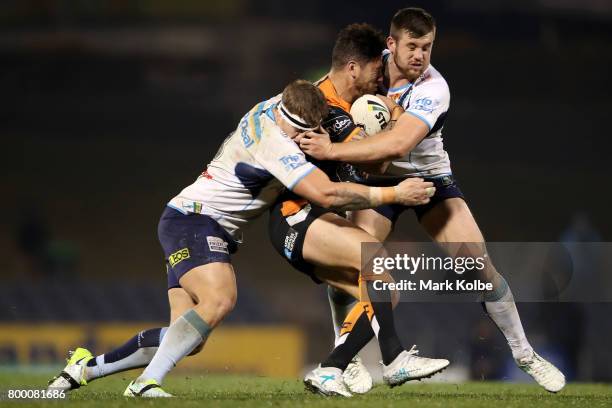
[206,292,236,319]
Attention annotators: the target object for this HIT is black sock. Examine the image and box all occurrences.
[87,328,164,366]
[366,281,403,365]
[321,310,372,370]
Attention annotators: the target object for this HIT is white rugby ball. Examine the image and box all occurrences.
[350,94,391,136]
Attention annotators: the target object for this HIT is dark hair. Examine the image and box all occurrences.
[390,7,436,39]
[281,79,328,128]
[331,23,385,70]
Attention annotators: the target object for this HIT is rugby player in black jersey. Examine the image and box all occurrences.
[268,23,450,397]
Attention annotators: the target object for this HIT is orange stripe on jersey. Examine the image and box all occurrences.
[317,76,352,113]
[342,127,363,143]
[280,198,308,217]
[339,301,375,336]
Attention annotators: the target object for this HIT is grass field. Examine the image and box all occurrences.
[1,372,611,407]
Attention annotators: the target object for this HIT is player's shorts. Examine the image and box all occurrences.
[268,199,332,284]
[375,174,465,223]
[158,206,238,290]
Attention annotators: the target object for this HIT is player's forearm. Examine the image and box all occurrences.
[328,133,407,163]
[323,183,395,211]
[328,114,427,163]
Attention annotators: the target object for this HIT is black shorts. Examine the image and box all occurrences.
[268,199,332,284]
[158,206,237,289]
[375,174,465,223]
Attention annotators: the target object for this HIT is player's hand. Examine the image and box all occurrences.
[394,178,435,206]
[298,129,334,160]
[376,95,400,111]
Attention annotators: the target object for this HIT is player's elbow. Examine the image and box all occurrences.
[387,144,407,160]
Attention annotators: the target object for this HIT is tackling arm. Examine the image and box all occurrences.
[302,113,430,163]
[292,167,433,211]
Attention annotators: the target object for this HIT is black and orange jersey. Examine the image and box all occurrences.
[316,76,363,145]
[309,76,365,179]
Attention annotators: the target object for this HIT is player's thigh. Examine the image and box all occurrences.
[302,212,380,274]
[348,209,393,242]
[178,262,237,327]
[420,198,499,280]
[420,197,485,242]
[168,287,196,324]
[315,267,360,300]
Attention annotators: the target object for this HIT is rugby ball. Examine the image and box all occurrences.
[350,95,391,136]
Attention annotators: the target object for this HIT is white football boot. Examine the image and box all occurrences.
[382,345,450,387]
[517,351,566,393]
[304,366,352,397]
[342,356,373,394]
[123,379,173,398]
[47,348,93,391]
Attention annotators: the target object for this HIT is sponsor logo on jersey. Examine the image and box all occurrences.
[207,236,229,254]
[240,117,254,148]
[279,154,307,171]
[331,116,352,133]
[413,97,438,113]
[284,228,299,259]
[200,170,213,180]
[169,248,190,267]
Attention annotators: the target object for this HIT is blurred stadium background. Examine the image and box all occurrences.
[1,0,611,385]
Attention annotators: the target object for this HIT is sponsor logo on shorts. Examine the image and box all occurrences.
[284,228,299,259]
[207,236,229,254]
[169,248,190,267]
[440,175,453,187]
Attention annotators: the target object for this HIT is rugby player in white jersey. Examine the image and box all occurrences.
[299,8,566,393]
[47,79,435,397]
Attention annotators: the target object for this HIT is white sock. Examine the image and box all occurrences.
[139,310,211,384]
[484,280,533,361]
[327,286,357,341]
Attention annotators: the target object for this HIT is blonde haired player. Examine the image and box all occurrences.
[48,79,435,397]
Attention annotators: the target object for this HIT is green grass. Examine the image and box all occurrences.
[1,372,611,407]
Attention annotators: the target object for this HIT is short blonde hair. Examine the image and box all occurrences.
[281,80,328,128]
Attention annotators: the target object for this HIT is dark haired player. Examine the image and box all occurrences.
[268,23,449,397]
[300,8,566,393]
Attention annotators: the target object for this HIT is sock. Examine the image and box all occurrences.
[327,286,357,340]
[322,302,373,370]
[85,327,167,381]
[366,280,403,365]
[139,310,211,384]
[483,276,533,360]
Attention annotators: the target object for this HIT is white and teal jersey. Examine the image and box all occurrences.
[168,94,315,241]
[383,50,452,177]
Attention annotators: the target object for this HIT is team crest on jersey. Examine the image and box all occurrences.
[207,236,229,254]
[169,248,190,267]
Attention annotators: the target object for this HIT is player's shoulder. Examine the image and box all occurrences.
[416,65,449,96]
[321,105,353,141]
